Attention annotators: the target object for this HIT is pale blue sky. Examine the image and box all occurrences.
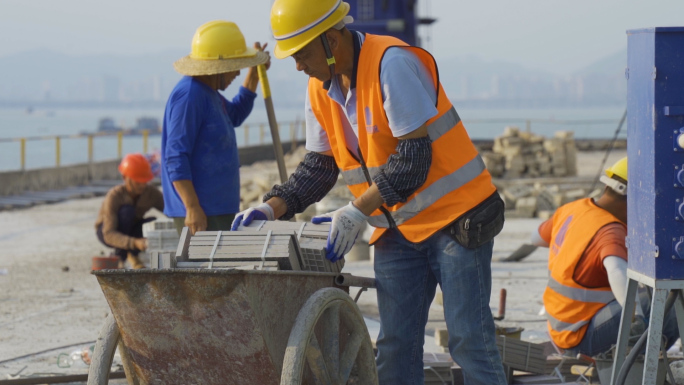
[1,0,682,74]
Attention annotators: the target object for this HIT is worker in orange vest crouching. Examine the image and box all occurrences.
[532,157,680,356]
[232,1,507,384]
[95,153,163,269]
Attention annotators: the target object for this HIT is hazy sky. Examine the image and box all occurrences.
[1,0,683,75]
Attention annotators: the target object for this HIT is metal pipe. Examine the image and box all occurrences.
[0,371,126,384]
[493,288,507,320]
[55,137,61,167]
[88,135,93,164]
[142,129,149,154]
[117,131,123,159]
[335,274,376,289]
[19,138,25,170]
[257,62,288,183]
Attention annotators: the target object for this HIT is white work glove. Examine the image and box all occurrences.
[231,203,275,231]
[312,202,368,262]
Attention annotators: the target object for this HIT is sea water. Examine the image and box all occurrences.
[0,106,625,171]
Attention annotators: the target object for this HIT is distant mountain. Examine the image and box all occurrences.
[574,49,626,76]
[0,48,625,108]
[0,49,307,108]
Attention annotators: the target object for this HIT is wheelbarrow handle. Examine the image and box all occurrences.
[335,274,376,289]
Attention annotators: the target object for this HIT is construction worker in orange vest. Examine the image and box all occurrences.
[532,157,680,356]
[232,1,507,383]
[95,153,164,269]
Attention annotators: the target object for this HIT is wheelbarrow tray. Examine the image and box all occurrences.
[93,269,345,385]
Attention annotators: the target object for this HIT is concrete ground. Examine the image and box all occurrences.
[0,150,627,381]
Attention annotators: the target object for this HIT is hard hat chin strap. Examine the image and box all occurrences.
[600,175,627,195]
[320,34,336,81]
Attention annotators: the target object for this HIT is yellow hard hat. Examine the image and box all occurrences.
[600,156,627,195]
[173,20,269,76]
[190,21,254,60]
[270,0,350,59]
[605,157,628,181]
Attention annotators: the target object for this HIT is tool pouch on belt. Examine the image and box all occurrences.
[443,192,505,249]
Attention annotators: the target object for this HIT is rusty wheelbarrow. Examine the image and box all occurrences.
[87,269,378,385]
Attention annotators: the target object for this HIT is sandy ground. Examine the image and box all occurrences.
[0,150,626,380]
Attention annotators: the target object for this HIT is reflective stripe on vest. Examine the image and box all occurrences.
[365,154,486,228]
[546,313,589,333]
[339,106,462,186]
[547,276,615,304]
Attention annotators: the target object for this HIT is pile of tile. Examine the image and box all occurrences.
[168,230,302,270]
[142,220,180,265]
[236,220,344,273]
[151,221,343,273]
[496,336,547,375]
[423,352,454,385]
[482,127,577,179]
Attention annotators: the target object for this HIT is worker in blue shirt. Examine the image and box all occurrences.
[162,20,270,235]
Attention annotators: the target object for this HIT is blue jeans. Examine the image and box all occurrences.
[569,289,680,356]
[373,228,507,385]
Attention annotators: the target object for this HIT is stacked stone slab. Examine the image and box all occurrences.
[154,221,345,273]
[142,220,180,265]
[485,126,577,178]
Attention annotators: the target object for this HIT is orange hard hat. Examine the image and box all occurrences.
[118,153,154,183]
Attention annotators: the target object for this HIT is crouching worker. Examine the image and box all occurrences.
[532,157,680,356]
[95,153,164,269]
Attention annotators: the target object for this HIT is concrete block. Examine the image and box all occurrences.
[536,190,556,212]
[503,126,520,137]
[554,130,574,140]
[564,188,586,200]
[503,185,533,203]
[434,291,443,306]
[434,328,449,347]
[482,152,505,177]
[537,210,555,220]
[516,197,537,217]
[501,136,524,148]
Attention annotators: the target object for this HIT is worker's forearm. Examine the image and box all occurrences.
[172,180,201,210]
[265,197,288,219]
[353,183,385,216]
[242,68,260,93]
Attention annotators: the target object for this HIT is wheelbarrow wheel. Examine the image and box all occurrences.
[281,287,378,385]
[87,313,139,385]
[88,314,119,385]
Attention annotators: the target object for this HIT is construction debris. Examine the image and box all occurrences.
[484,127,577,179]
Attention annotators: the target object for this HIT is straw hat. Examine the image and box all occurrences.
[174,20,269,76]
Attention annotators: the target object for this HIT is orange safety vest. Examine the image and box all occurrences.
[307,34,496,244]
[543,198,624,349]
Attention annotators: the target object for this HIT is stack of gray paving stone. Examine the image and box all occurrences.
[496,336,547,375]
[483,127,577,179]
[235,220,344,273]
[142,220,180,265]
[168,229,302,271]
[423,352,454,385]
[153,221,344,273]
